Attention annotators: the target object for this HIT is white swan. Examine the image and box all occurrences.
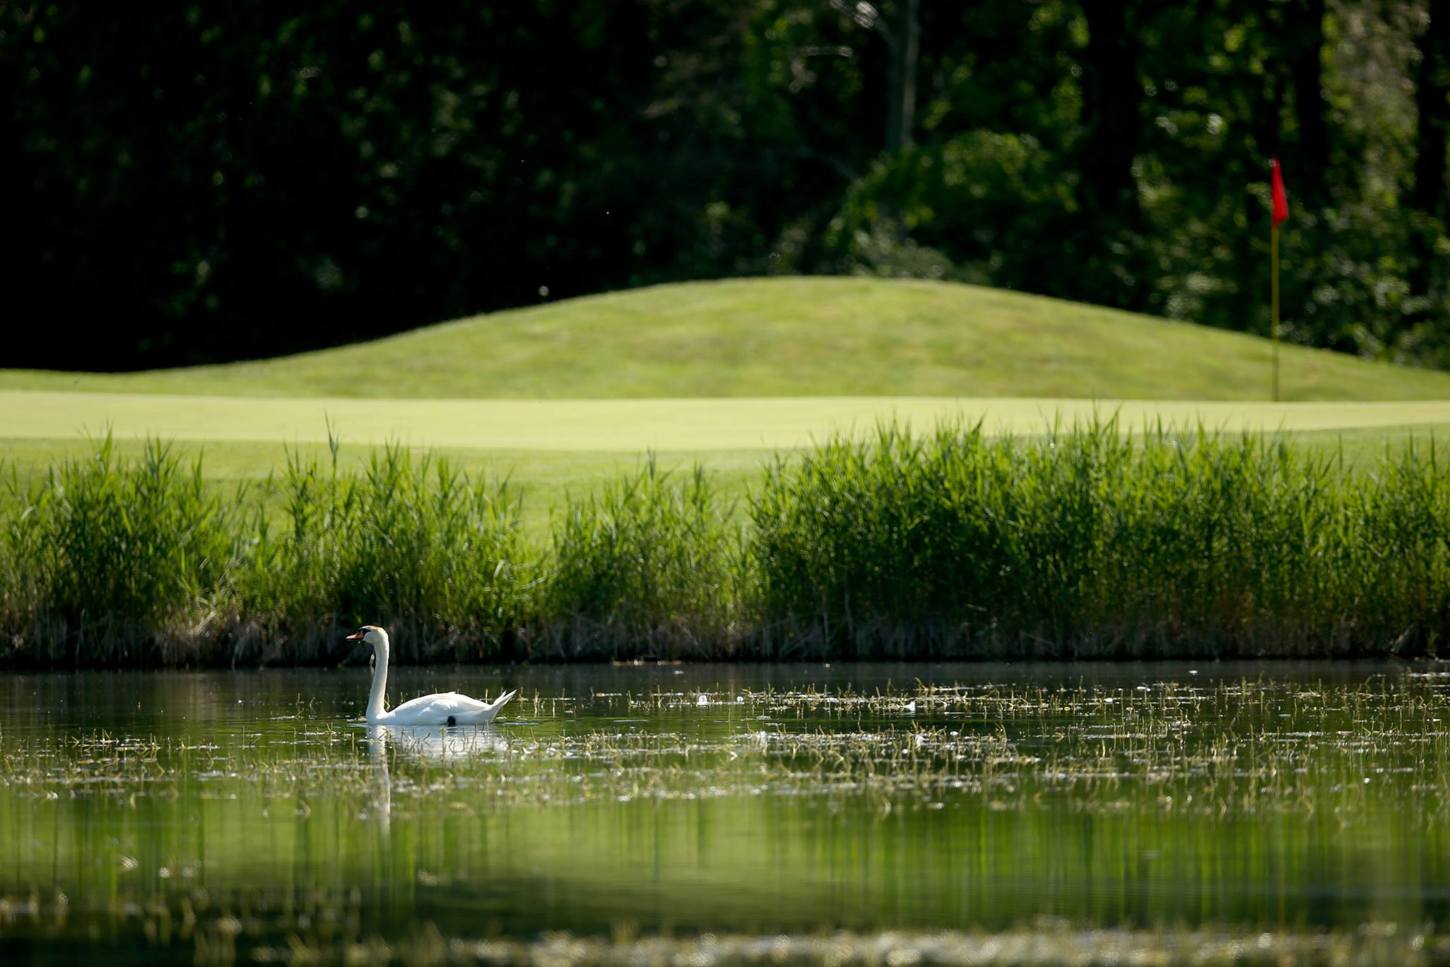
[347,625,518,726]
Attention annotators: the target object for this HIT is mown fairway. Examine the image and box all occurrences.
[4,279,1449,509]
[9,390,1450,451]
[6,392,1450,532]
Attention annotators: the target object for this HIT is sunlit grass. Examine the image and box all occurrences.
[8,391,1450,456]
[5,278,1450,400]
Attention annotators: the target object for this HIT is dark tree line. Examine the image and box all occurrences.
[3,0,1448,370]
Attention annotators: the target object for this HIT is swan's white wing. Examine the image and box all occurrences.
[390,691,490,719]
[385,690,516,725]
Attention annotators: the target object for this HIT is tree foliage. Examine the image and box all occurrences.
[2,0,1446,370]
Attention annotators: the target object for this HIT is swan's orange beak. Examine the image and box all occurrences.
[345,630,365,641]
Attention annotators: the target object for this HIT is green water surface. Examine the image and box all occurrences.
[0,662,1447,962]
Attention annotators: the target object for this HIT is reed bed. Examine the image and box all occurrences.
[231,442,529,664]
[0,437,531,666]
[540,457,745,659]
[752,423,1450,658]
[1,423,1448,665]
[0,438,234,664]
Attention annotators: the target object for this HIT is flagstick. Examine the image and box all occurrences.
[1271,221,1280,403]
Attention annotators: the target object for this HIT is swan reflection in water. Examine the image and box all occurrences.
[364,723,512,833]
[368,722,511,760]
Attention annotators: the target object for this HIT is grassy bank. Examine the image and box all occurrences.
[6,278,1450,400]
[2,424,1448,665]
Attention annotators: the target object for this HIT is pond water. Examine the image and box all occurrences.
[1,661,1448,963]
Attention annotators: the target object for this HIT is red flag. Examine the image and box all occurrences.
[1270,158,1289,226]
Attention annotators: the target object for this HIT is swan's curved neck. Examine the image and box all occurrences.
[367,633,390,721]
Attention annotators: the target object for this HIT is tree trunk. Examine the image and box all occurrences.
[1412,4,1450,220]
[1286,0,1329,205]
[1410,3,1450,306]
[1079,0,1140,219]
[883,0,919,154]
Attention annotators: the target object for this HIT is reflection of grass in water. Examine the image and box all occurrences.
[2,672,1450,959]
[282,924,1450,965]
[3,673,1449,813]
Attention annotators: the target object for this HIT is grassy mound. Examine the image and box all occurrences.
[6,278,1450,400]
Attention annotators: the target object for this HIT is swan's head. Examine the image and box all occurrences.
[345,625,388,651]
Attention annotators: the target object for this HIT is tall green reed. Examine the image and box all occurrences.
[236,440,529,663]
[749,422,1450,658]
[1,436,236,663]
[541,457,743,658]
[0,424,1447,665]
